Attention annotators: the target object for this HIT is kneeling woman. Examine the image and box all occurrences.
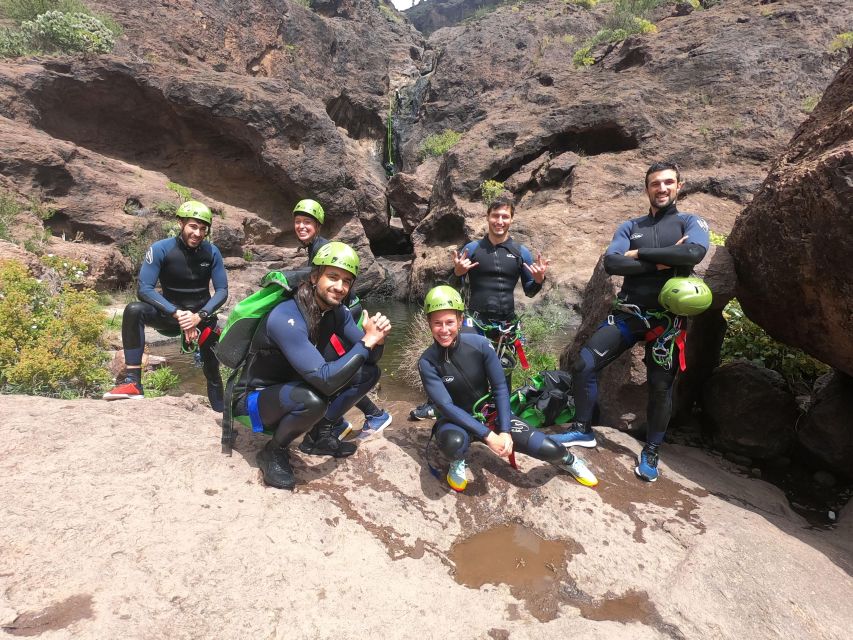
[233,242,391,490]
[417,286,598,492]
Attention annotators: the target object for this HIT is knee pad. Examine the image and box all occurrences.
[123,301,149,323]
[437,429,467,458]
[289,386,327,422]
[535,435,565,463]
[362,362,381,387]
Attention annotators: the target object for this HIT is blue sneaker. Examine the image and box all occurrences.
[356,410,392,440]
[635,446,659,482]
[331,418,353,440]
[550,423,597,448]
[447,459,468,492]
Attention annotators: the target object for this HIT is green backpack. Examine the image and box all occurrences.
[216,269,308,454]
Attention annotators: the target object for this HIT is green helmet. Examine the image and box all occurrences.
[293,199,325,225]
[176,200,213,226]
[312,241,359,277]
[658,277,713,316]
[424,285,465,315]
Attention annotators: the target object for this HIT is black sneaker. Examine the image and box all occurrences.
[256,441,296,490]
[409,402,436,421]
[298,422,357,458]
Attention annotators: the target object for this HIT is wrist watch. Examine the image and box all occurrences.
[198,310,209,320]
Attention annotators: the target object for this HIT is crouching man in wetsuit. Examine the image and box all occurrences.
[103,201,227,410]
[417,285,597,492]
[553,162,710,482]
[291,199,391,439]
[233,242,391,490]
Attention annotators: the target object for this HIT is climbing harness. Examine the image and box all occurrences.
[608,301,687,371]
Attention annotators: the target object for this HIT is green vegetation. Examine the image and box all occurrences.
[721,299,829,391]
[480,180,505,207]
[0,190,21,241]
[565,0,598,8]
[708,230,727,246]
[418,130,462,160]
[801,94,820,114]
[572,0,662,67]
[828,32,853,53]
[40,254,88,283]
[0,0,120,57]
[152,201,178,216]
[0,259,111,397]
[243,249,254,262]
[378,3,401,22]
[142,366,180,398]
[166,181,191,203]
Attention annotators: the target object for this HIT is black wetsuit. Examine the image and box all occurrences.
[451,236,542,323]
[571,203,710,444]
[122,236,228,410]
[234,297,382,447]
[418,333,565,462]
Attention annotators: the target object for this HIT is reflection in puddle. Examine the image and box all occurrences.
[2,594,94,636]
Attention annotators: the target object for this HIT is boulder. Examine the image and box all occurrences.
[702,361,800,459]
[386,172,431,233]
[799,371,853,479]
[728,56,853,376]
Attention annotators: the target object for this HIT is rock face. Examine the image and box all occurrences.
[728,55,853,376]
[400,0,848,304]
[799,372,853,479]
[1,394,852,638]
[702,361,800,460]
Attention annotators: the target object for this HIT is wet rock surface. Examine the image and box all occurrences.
[1,395,851,638]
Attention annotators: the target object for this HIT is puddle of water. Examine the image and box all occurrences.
[450,523,573,621]
[2,594,94,636]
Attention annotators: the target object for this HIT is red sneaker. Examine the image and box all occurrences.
[102,380,144,400]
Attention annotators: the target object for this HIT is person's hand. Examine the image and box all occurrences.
[523,253,550,284]
[361,312,392,348]
[183,327,199,344]
[485,431,514,458]
[452,249,479,277]
[174,310,199,331]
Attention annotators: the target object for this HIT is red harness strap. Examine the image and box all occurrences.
[513,339,529,369]
[329,333,346,357]
[644,325,665,342]
[675,329,688,372]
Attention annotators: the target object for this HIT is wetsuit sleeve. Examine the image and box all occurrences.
[603,221,659,276]
[418,357,491,439]
[200,245,228,315]
[637,215,710,266]
[518,245,543,298]
[340,306,384,364]
[267,306,369,396]
[483,342,511,433]
[137,242,178,315]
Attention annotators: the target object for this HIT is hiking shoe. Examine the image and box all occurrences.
[557,453,598,487]
[299,431,357,458]
[331,418,353,440]
[635,446,660,482]
[409,402,436,421]
[550,423,597,448]
[256,441,296,490]
[103,379,144,400]
[446,459,468,492]
[356,411,392,440]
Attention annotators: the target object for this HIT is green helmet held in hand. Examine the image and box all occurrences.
[176,200,213,226]
[424,285,465,315]
[658,277,713,316]
[312,241,359,277]
[293,199,325,225]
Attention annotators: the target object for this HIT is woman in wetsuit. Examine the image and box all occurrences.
[417,286,598,492]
